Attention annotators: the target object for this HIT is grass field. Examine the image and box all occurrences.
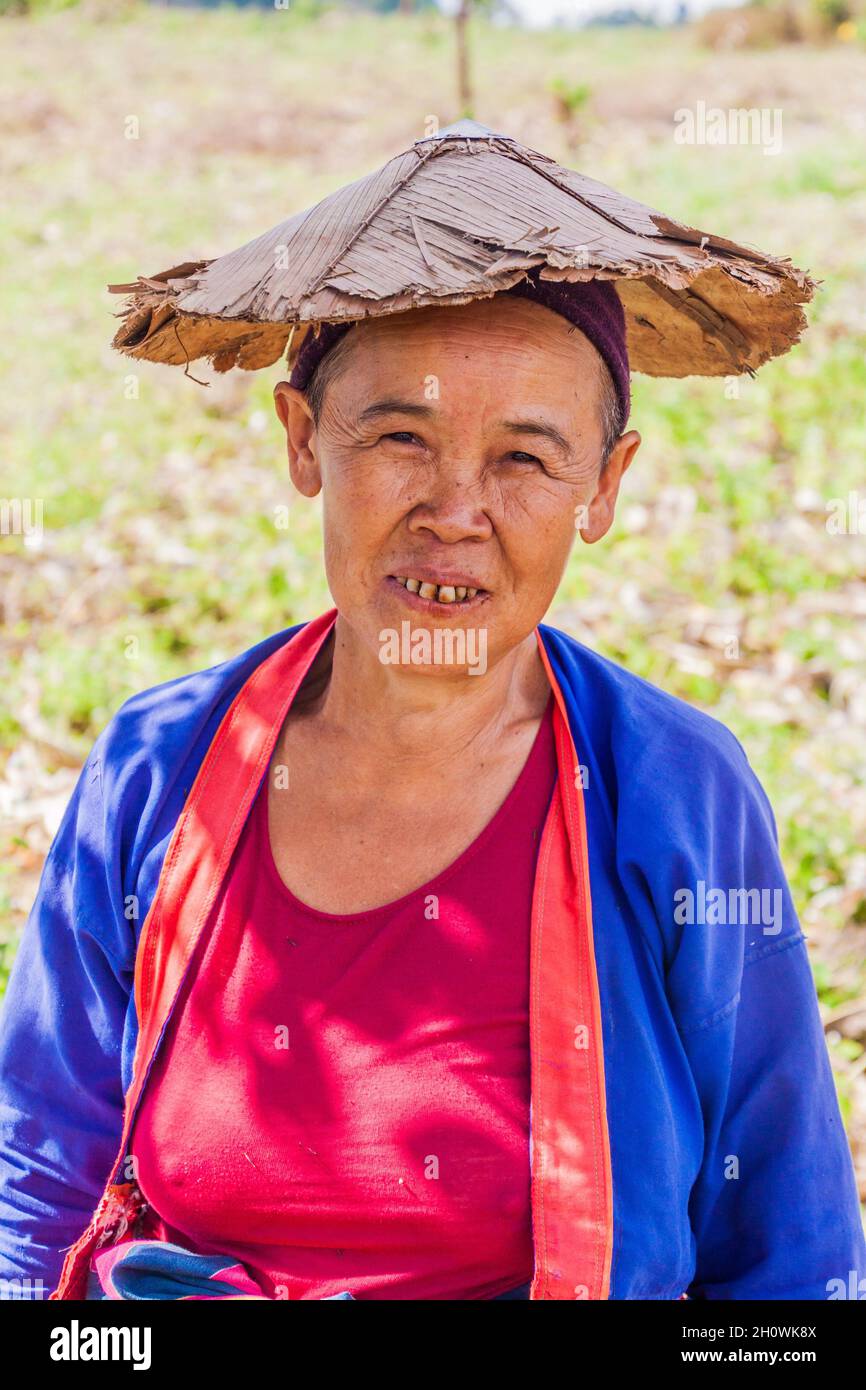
[1,2,865,1191]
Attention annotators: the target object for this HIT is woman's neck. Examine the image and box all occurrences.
[297,612,551,772]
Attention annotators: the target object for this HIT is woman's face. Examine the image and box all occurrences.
[274,295,640,675]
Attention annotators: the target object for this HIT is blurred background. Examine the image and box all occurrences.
[1,0,864,1202]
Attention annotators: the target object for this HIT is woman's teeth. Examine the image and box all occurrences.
[394,577,479,604]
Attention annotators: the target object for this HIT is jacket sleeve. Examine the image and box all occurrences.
[663,748,866,1299]
[0,742,134,1297]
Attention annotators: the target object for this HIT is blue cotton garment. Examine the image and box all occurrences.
[0,618,863,1299]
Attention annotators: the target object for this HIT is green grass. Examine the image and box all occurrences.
[1,2,865,1162]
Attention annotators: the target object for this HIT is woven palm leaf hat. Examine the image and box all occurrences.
[107,119,815,406]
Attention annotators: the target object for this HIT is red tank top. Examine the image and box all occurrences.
[131,698,557,1300]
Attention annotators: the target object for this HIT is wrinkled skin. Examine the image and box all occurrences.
[274,294,640,684]
[269,294,641,911]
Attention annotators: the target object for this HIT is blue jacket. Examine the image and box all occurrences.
[0,614,863,1299]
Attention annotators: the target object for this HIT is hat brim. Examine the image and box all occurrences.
[107,130,815,382]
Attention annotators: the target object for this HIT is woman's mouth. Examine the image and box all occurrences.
[386,574,489,610]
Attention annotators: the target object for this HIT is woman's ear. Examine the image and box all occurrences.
[579,428,641,544]
[273,382,322,498]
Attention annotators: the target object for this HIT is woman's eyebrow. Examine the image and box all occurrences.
[355,401,572,456]
[357,399,435,424]
[502,419,572,454]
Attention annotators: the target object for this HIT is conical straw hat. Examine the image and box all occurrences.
[107,119,815,383]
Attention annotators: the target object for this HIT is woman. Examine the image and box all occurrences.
[0,125,863,1302]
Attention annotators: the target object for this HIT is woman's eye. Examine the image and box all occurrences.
[383,431,419,445]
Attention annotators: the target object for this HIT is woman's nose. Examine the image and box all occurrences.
[406,466,494,544]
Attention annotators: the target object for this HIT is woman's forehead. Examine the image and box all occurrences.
[363,293,581,341]
[343,296,601,383]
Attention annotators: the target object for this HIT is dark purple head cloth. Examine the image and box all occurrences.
[289,269,630,426]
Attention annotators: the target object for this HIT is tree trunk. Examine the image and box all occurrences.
[455,1,472,116]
